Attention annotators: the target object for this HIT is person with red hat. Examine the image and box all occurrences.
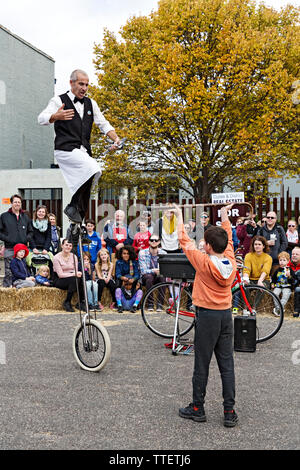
[10,244,36,289]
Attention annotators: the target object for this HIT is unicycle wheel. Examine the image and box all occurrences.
[72,319,111,372]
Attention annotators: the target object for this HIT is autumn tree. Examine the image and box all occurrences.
[90,0,300,201]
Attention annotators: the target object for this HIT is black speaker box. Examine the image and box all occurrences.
[234,316,256,352]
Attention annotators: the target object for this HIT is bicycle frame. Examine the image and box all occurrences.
[232,270,254,315]
[168,270,254,354]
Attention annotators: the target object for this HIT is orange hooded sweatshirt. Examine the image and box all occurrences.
[178,220,237,310]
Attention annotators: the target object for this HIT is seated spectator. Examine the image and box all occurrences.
[138,235,166,310]
[132,220,151,256]
[229,217,239,251]
[154,206,181,253]
[115,245,140,288]
[95,248,116,310]
[184,223,193,238]
[48,213,61,255]
[287,246,300,318]
[271,252,293,315]
[35,265,52,286]
[256,216,267,228]
[10,243,36,289]
[195,211,212,241]
[286,220,299,256]
[257,211,288,273]
[53,239,83,312]
[115,275,143,313]
[28,205,53,273]
[140,210,155,235]
[0,194,33,287]
[103,210,133,257]
[77,219,102,265]
[198,238,206,253]
[80,252,99,310]
[242,236,272,288]
[236,216,257,258]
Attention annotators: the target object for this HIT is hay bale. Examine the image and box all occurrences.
[0,287,78,312]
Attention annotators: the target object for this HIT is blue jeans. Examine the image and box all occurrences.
[86,280,98,306]
[192,307,235,411]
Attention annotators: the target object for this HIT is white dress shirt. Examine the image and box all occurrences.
[38,90,114,136]
[38,91,113,195]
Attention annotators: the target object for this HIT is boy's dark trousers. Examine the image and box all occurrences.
[193,307,235,411]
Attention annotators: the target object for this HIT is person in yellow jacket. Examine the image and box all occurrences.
[243,236,273,288]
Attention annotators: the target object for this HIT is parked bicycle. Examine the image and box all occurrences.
[140,253,284,350]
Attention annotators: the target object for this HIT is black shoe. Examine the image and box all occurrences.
[75,301,87,312]
[64,204,82,224]
[293,312,299,318]
[223,410,238,428]
[67,223,80,245]
[63,301,75,312]
[179,403,206,422]
[130,305,137,313]
[117,305,123,313]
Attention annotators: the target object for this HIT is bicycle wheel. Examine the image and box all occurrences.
[72,319,111,372]
[232,285,284,343]
[141,282,195,338]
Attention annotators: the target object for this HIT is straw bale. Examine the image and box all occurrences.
[0,285,114,313]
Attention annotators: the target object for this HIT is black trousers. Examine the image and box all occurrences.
[53,276,83,302]
[70,175,95,219]
[192,307,235,411]
[98,279,116,303]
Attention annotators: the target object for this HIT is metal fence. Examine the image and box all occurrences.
[21,195,299,231]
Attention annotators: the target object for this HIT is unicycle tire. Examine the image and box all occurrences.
[72,319,111,372]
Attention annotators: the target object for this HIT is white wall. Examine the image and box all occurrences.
[0,169,72,236]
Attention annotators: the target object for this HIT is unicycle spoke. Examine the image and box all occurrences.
[73,319,111,372]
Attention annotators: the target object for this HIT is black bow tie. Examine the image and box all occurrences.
[74,96,84,104]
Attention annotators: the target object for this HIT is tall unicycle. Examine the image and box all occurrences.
[71,223,111,372]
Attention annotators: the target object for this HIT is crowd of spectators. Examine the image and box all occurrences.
[0,195,299,316]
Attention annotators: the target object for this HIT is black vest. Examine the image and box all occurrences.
[54,93,94,156]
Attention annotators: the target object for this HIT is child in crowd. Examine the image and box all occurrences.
[77,219,102,265]
[115,245,140,288]
[132,220,151,256]
[95,248,116,310]
[287,246,300,317]
[80,252,99,310]
[10,243,36,289]
[271,252,293,315]
[35,265,52,286]
[115,275,143,313]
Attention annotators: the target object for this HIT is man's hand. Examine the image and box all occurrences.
[50,104,74,123]
[110,138,122,150]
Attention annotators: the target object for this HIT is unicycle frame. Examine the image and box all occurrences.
[72,223,111,370]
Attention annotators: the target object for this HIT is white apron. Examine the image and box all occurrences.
[54,148,102,196]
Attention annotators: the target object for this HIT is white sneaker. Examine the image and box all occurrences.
[272,307,280,317]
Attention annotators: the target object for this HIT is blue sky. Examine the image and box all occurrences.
[1,0,297,95]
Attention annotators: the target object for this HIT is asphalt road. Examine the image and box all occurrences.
[0,310,299,451]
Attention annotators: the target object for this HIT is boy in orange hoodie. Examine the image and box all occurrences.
[173,203,238,428]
